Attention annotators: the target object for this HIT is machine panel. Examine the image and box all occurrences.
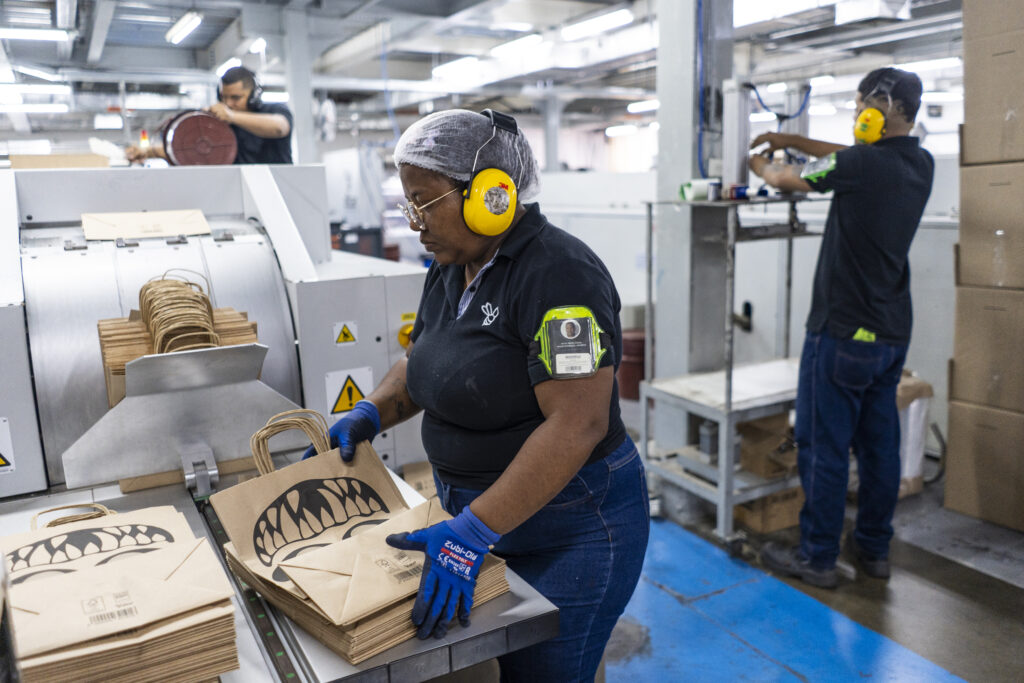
[21,244,124,483]
[198,234,302,404]
[0,305,47,496]
[13,166,244,225]
[294,276,395,465]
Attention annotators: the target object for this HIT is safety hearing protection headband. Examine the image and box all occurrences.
[462,109,525,236]
[854,71,900,144]
[217,67,263,110]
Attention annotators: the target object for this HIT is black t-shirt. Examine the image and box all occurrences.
[406,203,627,489]
[802,136,934,344]
[232,101,293,164]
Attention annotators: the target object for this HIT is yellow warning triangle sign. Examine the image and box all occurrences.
[331,375,365,414]
[336,324,356,344]
[0,452,10,468]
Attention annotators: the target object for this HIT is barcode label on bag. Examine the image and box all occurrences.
[376,550,424,584]
[88,606,138,625]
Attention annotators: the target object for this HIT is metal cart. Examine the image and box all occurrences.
[640,196,820,542]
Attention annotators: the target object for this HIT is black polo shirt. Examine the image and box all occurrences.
[802,136,933,344]
[232,101,293,164]
[406,203,626,489]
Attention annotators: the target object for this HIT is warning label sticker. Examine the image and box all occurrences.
[0,417,13,475]
[334,321,358,345]
[325,367,373,418]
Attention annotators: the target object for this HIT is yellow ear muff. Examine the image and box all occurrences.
[854,107,886,144]
[462,167,518,236]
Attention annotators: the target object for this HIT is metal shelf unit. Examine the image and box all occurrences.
[641,197,818,541]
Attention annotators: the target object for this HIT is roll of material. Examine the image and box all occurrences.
[681,177,722,201]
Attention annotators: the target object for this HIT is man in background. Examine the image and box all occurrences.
[127,66,292,164]
[747,67,934,588]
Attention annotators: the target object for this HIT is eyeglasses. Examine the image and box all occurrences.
[398,186,461,230]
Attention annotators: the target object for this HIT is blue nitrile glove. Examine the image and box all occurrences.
[302,400,380,462]
[385,506,500,639]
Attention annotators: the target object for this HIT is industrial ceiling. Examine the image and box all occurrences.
[0,0,962,138]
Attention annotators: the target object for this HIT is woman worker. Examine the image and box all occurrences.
[312,109,649,681]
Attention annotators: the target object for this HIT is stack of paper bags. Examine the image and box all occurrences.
[225,498,508,664]
[97,307,258,407]
[1,506,239,683]
[210,443,508,664]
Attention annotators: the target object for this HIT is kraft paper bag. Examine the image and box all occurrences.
[280,498,450,626]
[209,411,408,598]
[1,506,195,587]
[9,537,233,659]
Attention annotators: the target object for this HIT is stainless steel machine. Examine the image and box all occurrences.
[0,164,557,680]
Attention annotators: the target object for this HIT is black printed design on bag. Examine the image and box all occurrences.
[6,525,175,584]
[253,476,391,580]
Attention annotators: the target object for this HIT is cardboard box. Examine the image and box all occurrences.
[951,287,1024,412]
[963,0,1024,42]
[9,153,109,169]
[963,31,1024,165]
[734,487,804,533]
[958,163,1024,289]
[738,412,793,479]
[945,401,1024,532]
[400,460,437,500]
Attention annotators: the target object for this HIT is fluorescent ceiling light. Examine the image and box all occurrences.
[843,99,857,109]
[496,22,534,32]
[809,75,834,87]
[921,91,963,103]
[765,82,787,93]
[627,99,660,114]
[432,56,480,81]
[216,57,241,78]
[12,65,63,82]
[94,113,124,130]
[895,57,961,72]
[165,11,203,45]
[605,124,637,137]
[490,33,543,59]
[749,111,777,123]
[249,37,267,53]
[0,28,71,42]
[561,8,633,41]
[0,103,69,113]
[808,103,837,116]
[0,83,71,96]
[261,91,289,103]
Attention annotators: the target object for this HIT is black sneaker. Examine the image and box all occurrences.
[845,535,891,579]
[760,542,838,589]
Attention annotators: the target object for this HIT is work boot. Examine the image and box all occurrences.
[760,542,838,589]
[845,535,891,580]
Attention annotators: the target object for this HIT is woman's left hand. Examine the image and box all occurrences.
[386,506,500,639]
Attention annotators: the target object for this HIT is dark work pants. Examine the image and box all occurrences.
[795,331,908,569]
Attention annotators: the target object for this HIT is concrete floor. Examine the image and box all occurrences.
[610,398,1024,682]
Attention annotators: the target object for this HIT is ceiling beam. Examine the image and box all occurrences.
[56,0,79,59]
[87,0,117,65]
[56,0,79,29]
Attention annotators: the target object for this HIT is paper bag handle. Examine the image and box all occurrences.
[30,503,116,530]
[250,409,332,476]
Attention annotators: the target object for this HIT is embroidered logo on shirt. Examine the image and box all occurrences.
[481,302,499,326]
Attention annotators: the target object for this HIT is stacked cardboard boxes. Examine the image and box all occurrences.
[947,3,1024,532]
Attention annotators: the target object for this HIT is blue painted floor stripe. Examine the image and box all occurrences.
[607,520,964,682]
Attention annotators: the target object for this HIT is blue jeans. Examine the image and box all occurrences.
[795,331,908,569]
[433,437,650,683]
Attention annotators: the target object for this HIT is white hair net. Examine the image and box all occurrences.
[394,109,541,200]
